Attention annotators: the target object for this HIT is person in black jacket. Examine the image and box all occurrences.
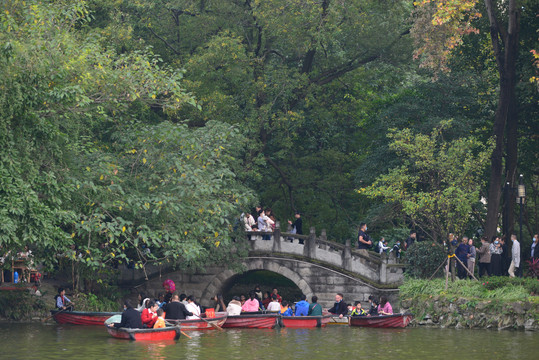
[109,300,143,329]
[328,293,348,318]
[357,223,372,250]
[164,294,193,320]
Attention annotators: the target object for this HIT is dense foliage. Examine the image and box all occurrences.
[0,0,537,284]
[403,242,448,279]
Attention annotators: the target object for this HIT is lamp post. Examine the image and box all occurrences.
[517,174,525,247]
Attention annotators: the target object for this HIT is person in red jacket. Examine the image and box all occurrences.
[141,300,159,328]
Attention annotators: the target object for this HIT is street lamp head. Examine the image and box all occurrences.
[517,174,525,198]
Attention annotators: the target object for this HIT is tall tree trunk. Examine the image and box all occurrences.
[503,91,518,239]
[483,0,520,240]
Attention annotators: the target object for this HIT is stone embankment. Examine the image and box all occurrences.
[400,296,538,331]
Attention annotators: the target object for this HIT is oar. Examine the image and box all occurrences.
[196,314,224,331]
[42,307,67,323]
[165,320,192,339]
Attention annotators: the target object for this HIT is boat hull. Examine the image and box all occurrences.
[349,314,412,328]
[279,315,332,328]
[223,313,279,329]
[106,326,181,341]
[169,312,228,330]
[51,310,121,326]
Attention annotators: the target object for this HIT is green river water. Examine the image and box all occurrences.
[1,323,537,360]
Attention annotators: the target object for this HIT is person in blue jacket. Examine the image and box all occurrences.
[294,294,310,316]
[280,301,293,316]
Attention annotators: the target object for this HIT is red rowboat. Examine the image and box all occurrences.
[106,325,181,341]
[348,314,412,328]
[169,312,228,330]
[223,313,280,329]
[50,310,120,326]
[279,315,332,328]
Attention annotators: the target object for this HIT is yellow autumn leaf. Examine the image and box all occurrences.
[143,158,147,164]
[214,231,219,237]
[215,241,220,247]
[122,226,126,232]
[100,175,104,180]
[71,233,75,238]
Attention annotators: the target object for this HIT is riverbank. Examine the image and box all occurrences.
[399,277,539,331]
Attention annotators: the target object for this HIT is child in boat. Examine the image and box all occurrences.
[153,308,166,328]
[368,295,378,315]
[280,300,293,316]
[351,301,368,316]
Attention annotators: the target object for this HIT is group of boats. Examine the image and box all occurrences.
[49,309,413,341]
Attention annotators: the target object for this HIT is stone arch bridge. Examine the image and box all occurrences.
[120,227,405,308]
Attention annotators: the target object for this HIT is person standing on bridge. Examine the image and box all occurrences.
[357,223,372,253]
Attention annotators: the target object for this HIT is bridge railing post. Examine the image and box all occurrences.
[303,227,317,258]
[342,239,352,271]
[319,229,327,250]
[272,222,281,253]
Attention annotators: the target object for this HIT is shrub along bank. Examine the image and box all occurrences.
[399,278,539,330]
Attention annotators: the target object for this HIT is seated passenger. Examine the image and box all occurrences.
[266,295,281,312]
[141,300,159,328]
[226,296,242,316]
[164,294,192,320]
[377,296,393,315]
[308,296,323,316]
[135,292,150,312]
[241,291,260,312]
[368,295,378,315]
[280,301,293,317]
[350,301,368,316]
[153,308,166,328]
[108,300,143,329]
[55,288,74,311]
[185,295,201,320]
[262,291,272,309]
[328,293,348,318]
[294,294,309,316]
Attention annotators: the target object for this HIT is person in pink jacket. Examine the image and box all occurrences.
[377,296,393,315]
[241,291,260,312]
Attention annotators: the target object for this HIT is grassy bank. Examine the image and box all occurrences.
[399,277,539,330]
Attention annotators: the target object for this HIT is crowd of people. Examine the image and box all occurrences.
[102,284,394,330]
[357,221,539,279]
[216,287,393,319]
[241,206,303,238]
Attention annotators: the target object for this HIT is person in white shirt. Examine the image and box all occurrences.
[378,237,390,254]
[185,295,201,320]
[226,296,243,316]
[508,234,520,278]
[266,295,281,312]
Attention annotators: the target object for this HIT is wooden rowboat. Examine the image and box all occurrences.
[104,316,181,341]
[168,311,228,330]
[106,325,181,341]
[327,316,350,325]
[279,315,332,328]
[50,310,121,326]
[348,313,412,328]
[223,312,280,329]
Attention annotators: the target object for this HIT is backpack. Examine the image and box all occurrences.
[374,242,380,253]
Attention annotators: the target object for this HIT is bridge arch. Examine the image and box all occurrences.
[199,257,315,304]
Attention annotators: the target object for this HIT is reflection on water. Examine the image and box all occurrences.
[1,322,537,360]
